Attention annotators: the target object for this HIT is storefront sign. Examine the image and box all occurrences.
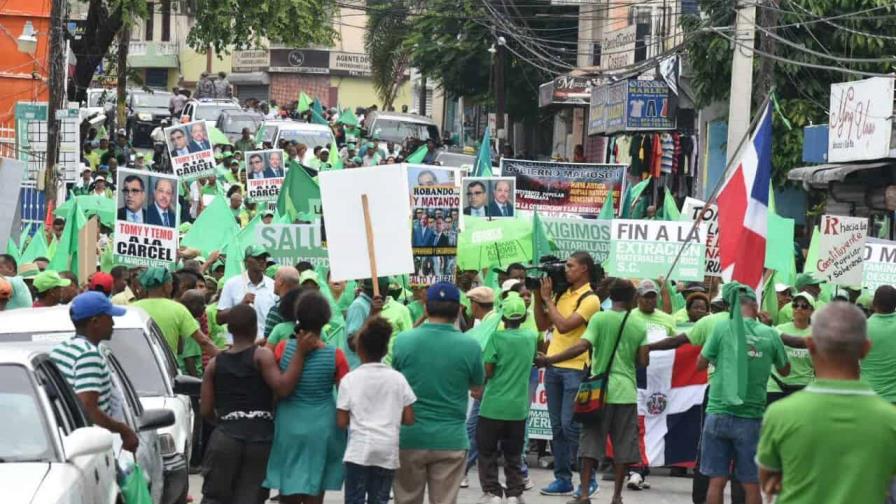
[828,77,894,162]
[329,51,371,77]
[539,75,592,107]
[602,25,636,71]
[232,50,270,72]
[588,85,607,135]
[591,79,675,133]
[269,49,329,74]
[604,81,627,133]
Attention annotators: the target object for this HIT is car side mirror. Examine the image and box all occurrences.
[173,374,201,397]
[139,408,175,432]
[64,426,114,461]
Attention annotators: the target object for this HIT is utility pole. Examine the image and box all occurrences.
[755,0,778,110]
[494,42,505,152]
[116,26,129,132]
[45,0,66,207]
[419,76,427,116]
[725,0,756,163]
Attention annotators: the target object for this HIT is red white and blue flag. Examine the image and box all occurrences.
[717,103,773,291]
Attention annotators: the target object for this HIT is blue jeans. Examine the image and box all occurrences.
[465,399,481,473]
[344,462,395,504]
[544,366,585,482]
[699,414,761,484]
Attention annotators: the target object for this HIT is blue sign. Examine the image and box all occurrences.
[625,80,675,131]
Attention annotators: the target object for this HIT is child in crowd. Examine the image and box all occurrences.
[337,317,416,504]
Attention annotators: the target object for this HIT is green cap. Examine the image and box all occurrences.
[34,270,71,293]
[245,244,269,258]
[265,264,280,279]
[139,267,172,290]
[214,152,223,160]
[178,222,192,234]
[299,270,320,286]
[795,272,823,290]
[223,151,233,158]
[502,292,527,321]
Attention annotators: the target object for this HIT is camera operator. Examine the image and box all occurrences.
[533,251,602,497]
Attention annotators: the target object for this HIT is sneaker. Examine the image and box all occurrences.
[523,478,535,491]
[540,479,575,496]
[626,472,645,491]
[507,497,525,504]
[572,479,599,498]
[460,477,470,488]
[477,493,503,504]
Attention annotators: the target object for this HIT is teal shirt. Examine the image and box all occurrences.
[6,276,32,310]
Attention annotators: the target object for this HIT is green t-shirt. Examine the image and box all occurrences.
[768,323,813,392]
[757,380,896,504]
[630,309,675,341]
[702,318,788,418]
[672,308,689,325]
[582,310,648,404]
[267,321,296,348]
[861,312,896,402]
[479,328,538,421]
[392,323,484,450]
[132,298,200,357]
[205,305,228,348]
[180,336,202,375]
[686,311,729,347]
[407,300,424,323]
[776,299,826,325]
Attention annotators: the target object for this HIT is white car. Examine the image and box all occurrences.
[257,120,335,165]
[179,98,241,130]
[0,307,199,504]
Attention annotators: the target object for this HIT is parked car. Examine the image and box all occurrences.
[179,98,241,129]
[257,120,335,164]
[362,111,440,145]
[128,89,174,148]
[82,88,118,130]
[216,110,264,143]
[434,149,475,169]
[0,347,118,503]
[0,307,199,504]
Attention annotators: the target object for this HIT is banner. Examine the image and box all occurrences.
[256,222,329,268]
[164,121,216,180]
[818,214,868,286]
[541,217,611,264]
[114,168,179,268]
[679,197,720,277]
[461,177,516,218]
[409,166,462,286]
[608,219,706,281]
[245,149,286,208]
[863,239,896,291]
[499,159,624,216]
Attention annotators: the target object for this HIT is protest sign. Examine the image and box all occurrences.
[164,121,216,181]
[818,214,868,286]
[608,219,706,281]
[528,369,552,440]
[114,168,179,268]
[461,177,516,218]
[541,217,611,264]
[862,238,896,291]
[408,166,461,286]
[679,197,720,277]
[319,164,414,282]
[499,158,624,216]
[256,222,329,268]
[245,149,286,208]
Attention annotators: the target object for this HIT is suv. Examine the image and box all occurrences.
[179,98,241,129]
[0,307,199,504]
[128,89,173,148]
[216,110,264,143]
[362,111,440,145]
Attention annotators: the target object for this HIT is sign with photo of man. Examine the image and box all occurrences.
[164,121,216,181]
[245,149,286,207]
[114,168,179,268]
[408,166,462,286]
[461,177,516,218]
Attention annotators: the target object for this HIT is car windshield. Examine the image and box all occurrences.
[278,129,333,148]
[103,329,168,396]
[220,115,260,133]
[195,104,239,121]
[133,92,170,108]
[88,90,116,107]
[372,119,438,142]
[0,365,54,462]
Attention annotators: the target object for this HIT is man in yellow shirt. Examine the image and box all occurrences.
[533,252,602,497]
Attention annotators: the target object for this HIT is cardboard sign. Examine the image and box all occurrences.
[78,216,98,279]
[319,164,414,282]
[114,168,179,268]
[863,239,896,291]
[679,197,720,277]
[256,222,329,268]
[408,166,462,286]
[818,214,868,286]
[499,159,624,216]
[164,121,216,180]
[608,219,706,281]
[541,217,611,264]
[245,149,287,208]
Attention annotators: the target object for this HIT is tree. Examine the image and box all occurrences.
[366,0,411,109]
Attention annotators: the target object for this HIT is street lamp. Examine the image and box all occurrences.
[17,21,38,55]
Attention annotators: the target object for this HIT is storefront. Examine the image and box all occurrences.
[538,75,594,160]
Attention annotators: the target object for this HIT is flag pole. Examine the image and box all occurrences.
[662,92,774,282]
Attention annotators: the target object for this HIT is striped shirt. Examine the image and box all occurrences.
[50,336,114,415]
[264,300,284,339]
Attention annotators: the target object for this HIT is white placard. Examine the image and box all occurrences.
[818,214,868,286]
[319,164,414,282]
[679,197,721,277]
[828,77,894,162]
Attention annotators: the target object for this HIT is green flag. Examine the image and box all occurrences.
[276,162,321,220]
[457,216,533,270]
[718,282,750,406]
[326,140,343,170]
[473,129,493,177]
[660,187,680,220]
[221,239,245,283]
[54,195,115,228]
[5,236,19,262]
[100,245,115,273]
[297,92,312,113]
[18,222,33,250]
[48,198,88,280]
[405,145,428,164]
[531,211,557,263]
[47,236,57,260]
[765,213,794,273]
[310,108,329,125]
[804,226,820,273]
[20,224,49,264]
[465,310,502,349]
[336,108,359,128]
[598,189,615,220]
[620,177,651,218]
[762,272,779,323]
[181,196,240,256]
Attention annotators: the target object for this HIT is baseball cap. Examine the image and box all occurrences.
[774,283,792,293]
[502,292,527,321]
[70,291,127,321]
[244,245,269,258]
[300,270,320,286]
[88,272,114,294]
[265,264,280,279]
[792,292,816,309]
[18,262,39,279]
[34,270,72,293]
[229,159,240,166]
[427,282,460,303]
[263,210,275,218]
[637,279,659,296]
[94,175,106,182]
[683,281,706,293]
[116,128,127,136]
[795,272,823,290]
[0,277,12,300]
[467,286,495,305]
[501,278,522,293]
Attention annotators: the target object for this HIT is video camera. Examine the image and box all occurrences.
[524,256,569,297]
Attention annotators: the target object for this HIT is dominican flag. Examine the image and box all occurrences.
[717,103,773,291]
[635,341,707,466]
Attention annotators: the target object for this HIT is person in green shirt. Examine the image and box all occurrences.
[391,282,484,504]
[631,279,676,341]
[475,293,538,503]
[861,285,896,403]
[234,128,256,153]
[696,283,790,504]
[776,272,824,325]
[264,287,302,352]
[757,302,896,504]
[346,278,412,369]
[767,292,815,403]
[178,289,207,375]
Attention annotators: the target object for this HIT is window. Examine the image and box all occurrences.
[104,328,169,396]
[144,3,154,41]
[0,364,55,462]
[144,69,169,89]
[592,42,601,67]
[161,0,171,42]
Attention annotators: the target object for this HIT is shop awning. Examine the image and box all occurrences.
[228,72,270,85]
[787,161,891,185]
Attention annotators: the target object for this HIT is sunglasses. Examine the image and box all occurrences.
[793,303,812,310]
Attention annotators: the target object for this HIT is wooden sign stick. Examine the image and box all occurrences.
[361,194,380,298]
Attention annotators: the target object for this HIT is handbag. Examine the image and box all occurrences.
[572,310,630,425]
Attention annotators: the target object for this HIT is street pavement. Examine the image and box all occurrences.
[188,466,698,503]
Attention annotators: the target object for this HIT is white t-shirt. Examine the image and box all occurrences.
[337,363,416,469]
[217,273,277,342]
